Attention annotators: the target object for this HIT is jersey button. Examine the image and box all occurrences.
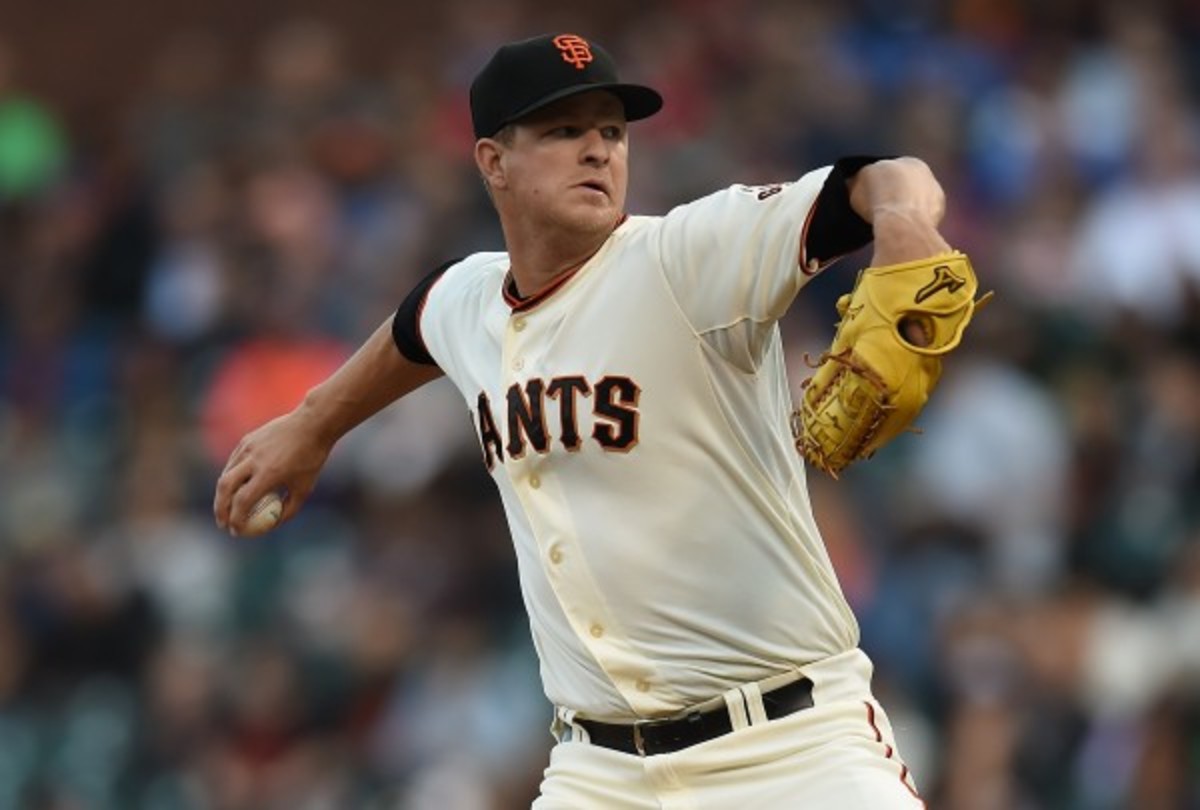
[512,357,524,371]
[513,318,527,332]
[589,623,604,638]
[636,679,651,693]
[529,474,541,489]
[549,546,563,564]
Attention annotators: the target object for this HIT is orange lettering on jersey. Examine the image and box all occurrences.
[553,34,593,70]
[476,374,640,467]
[592,376,640,452]
[506,379,549,459]
[477,392,504,469]
[546,376,591,451]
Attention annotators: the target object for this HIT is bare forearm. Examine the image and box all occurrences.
[298,317,443,446]
[847,157,952,265]
[847,157,945,225]
[213,317,441,534]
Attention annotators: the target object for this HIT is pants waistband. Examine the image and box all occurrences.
[554,671,815,757]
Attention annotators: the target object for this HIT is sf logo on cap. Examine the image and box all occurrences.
[553,34,593,70]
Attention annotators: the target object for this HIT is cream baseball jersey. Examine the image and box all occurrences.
[394,160,877,721]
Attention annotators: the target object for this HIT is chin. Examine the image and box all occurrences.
[560,204,620,235]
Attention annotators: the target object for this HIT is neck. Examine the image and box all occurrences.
[501,217,617,298]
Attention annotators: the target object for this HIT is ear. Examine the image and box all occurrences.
[475,138,508,191]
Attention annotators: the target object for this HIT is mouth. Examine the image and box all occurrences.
[575,180,610,197]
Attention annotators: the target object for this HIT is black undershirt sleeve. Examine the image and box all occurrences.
[803,156,893,268]
[391,258,461,367]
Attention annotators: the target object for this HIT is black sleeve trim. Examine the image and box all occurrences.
[803,156,893,269]
[392,258,461,366]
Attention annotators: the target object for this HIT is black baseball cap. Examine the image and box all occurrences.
[469,33,663,139]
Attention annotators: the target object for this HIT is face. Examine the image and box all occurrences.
[478,90,629,237]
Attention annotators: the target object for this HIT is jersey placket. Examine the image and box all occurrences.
[501,305,675,717]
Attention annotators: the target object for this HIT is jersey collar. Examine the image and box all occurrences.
[503,214,628,313]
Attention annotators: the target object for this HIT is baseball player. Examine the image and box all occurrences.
[213,32,954,808]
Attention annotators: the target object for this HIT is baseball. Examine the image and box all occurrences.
[242,492,284,536]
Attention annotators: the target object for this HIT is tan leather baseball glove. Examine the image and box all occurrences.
[793,252,991,477]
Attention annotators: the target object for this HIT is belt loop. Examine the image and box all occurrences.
[632,721,647,756]
[722,687,751,731]
[550,707,564,740]
[555,705,590,744]
[739,682,770,726]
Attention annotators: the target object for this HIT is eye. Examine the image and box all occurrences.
[601,125,624,140]
[547,125,582,138]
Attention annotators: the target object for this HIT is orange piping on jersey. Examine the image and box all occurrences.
[503,214,629,313]
[864,702,926,807]
[503,264,583,312]
[799,201,819,275]
[798,194,860,277]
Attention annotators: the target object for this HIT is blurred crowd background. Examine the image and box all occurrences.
[1,0,1198,807]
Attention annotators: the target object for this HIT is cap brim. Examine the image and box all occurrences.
[500,83,663,131]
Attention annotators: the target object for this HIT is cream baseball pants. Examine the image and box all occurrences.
[533,650,925,809]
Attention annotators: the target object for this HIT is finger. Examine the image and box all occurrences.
[220,438,251,475]
[228,476,281,536]
[213,459,254,531]
[278,482,313,525]
[278,488,300,525]
[900,315,932,348]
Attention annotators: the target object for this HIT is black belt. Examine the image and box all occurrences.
[576,676,815,757]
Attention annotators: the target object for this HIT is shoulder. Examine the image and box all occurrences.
[427,251,510,301]
[439,251,510,283]
[658,175,832,223]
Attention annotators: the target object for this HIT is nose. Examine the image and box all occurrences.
[580,128,609,166]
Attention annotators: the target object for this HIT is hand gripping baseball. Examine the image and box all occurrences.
[213,410,332,537]
[793,251,992,477]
